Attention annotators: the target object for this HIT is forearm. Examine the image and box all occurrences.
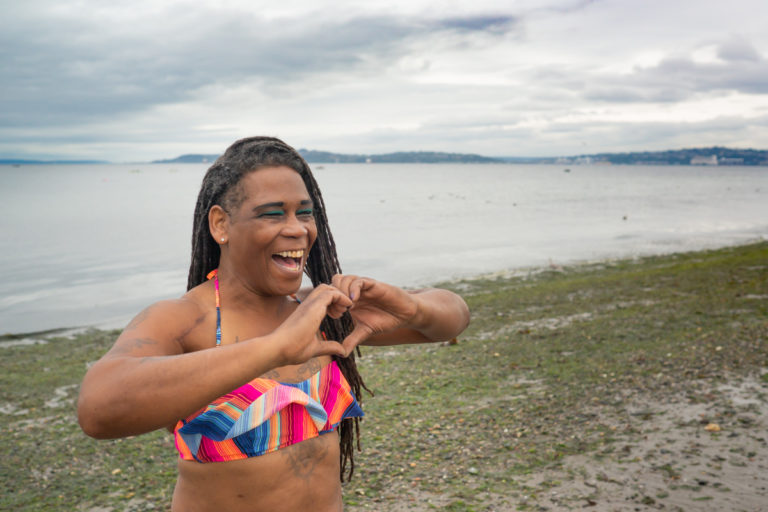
[78,336,284,439]
[405,288,470,341]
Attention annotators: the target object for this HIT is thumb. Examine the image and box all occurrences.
[340,325,371,356]
[314,339,347,358]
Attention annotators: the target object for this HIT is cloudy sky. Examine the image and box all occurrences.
[2,0,767,161]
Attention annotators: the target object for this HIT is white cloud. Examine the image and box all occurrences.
[1,0,768,160]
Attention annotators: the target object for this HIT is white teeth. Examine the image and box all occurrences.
[276,250,304,258]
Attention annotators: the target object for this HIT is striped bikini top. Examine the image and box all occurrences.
[172,270,363,463]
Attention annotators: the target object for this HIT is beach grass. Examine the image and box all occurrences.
[1,241,766,511]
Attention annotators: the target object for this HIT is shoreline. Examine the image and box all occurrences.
[3,160,767,336]
[2,237,766,343]
[442,234,768,282]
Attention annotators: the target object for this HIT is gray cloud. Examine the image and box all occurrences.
[0,8,518,129]
[718,36,762,62]
[572,39,768,104]
[647,56,768,95]
[438,15,516,32]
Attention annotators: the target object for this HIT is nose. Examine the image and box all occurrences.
[281,213,309,238]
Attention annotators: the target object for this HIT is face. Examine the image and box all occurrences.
[216,165,317,296]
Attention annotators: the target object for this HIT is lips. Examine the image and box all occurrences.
[271,249,305,272]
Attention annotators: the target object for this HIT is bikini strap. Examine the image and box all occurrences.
[206,274,324,346]
[207,269,222,347]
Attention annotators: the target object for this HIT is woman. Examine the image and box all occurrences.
[77,136,470,511]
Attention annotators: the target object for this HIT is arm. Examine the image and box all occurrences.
[363,287,470,346]
[77,286,352,439]
[329,275,470,348]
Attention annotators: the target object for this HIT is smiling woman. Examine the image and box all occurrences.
[76,136,470,512]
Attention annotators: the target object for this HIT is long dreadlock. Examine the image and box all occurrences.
[187,136,367,481]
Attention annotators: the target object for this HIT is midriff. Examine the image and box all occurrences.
[172,431,342,512]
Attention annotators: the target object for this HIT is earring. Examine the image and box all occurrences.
[220,237,226,243]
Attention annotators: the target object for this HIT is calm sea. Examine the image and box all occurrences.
[1,163,766,335]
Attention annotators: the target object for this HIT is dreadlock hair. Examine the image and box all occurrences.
[187,136,367,482]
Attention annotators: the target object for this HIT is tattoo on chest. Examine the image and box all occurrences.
[260,357,323,381]
[282,437,329,481]
[296,357,322,379]
[259,369,281,379]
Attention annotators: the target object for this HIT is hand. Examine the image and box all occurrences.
[273,284,353,363]
[331,274,419,350]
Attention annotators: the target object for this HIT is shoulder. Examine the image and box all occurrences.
[110,287,214,357]
[123,294,208,334]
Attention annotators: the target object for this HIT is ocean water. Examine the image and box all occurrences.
[1,162,766,334]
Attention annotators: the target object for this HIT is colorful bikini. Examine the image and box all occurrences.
[173,270,363,462]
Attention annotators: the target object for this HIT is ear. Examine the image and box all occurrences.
[209,205,230,245]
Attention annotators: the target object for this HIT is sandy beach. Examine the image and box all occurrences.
[345,375,768,511]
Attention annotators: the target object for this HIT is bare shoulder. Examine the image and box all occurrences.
[106,291,212,359]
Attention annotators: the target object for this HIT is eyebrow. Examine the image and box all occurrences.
[252,199,313,211]
[253,202,284,210]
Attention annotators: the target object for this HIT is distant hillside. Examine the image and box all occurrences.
[9,146,762,167]
[154,147,767,166]
[151,150,502,164]
[298,149,501,163]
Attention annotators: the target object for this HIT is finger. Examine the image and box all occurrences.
[340,325,371,355]
[314,339,346,358]
[349,277,375,302]
[297,288,350,325]
[309,285,353,308]
[324,288,354,319]
[331,274,358,297]
[330,288,353,309]
[303,283,331,301]
[331,274,346,291]
[326,299,351,319]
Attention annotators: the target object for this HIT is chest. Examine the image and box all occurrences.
[181,306,331,383]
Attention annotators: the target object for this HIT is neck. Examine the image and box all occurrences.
[214,264,298,317]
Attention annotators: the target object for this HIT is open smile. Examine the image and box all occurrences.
[271,249,305,272]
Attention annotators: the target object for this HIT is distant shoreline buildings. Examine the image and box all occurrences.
[547,147,767,166]
[690,155,719,165]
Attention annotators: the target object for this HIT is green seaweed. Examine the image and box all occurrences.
[1,242,766,511]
